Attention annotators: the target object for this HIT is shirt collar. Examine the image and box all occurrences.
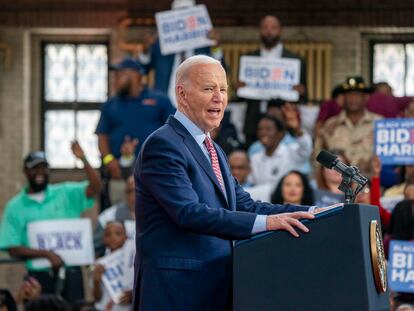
[174,110,209,147]
[337,109,373,125]
[260,43,284,58]
[21,184,51,204]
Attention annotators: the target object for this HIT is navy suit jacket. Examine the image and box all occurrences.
[143,40,223,94]
[133,116,309,311]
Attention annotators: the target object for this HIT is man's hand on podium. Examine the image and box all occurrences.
[266,212,315,238]
[313,203,344,214]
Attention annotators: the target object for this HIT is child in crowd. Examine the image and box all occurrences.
[93,221,131,311]
[250,113,312,187]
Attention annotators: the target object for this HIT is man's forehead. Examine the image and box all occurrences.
[191,65,227,82]
[261,16,280,27]
[230,153,248,163]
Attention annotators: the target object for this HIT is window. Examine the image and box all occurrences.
[372,42,414,96]
[42,43,108,168]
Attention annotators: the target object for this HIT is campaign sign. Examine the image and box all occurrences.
[28,219,94,269]
[388,240,414,293]
[121,239,135,290]
[237,56,301,101]
[155,4,214,55]
[374,118,414,165]
[124,220,136,241]
[98,249,125,304]
[98,241,135,304]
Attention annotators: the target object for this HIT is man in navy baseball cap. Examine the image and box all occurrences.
[109,58,145,74]
[23,151,48,169]
[96,55,175,206]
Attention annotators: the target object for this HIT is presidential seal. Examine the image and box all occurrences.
[370,220,387,293]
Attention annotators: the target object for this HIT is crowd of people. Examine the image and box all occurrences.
[0,0,413,310]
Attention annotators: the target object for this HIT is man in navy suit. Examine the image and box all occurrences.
[133,55,316,311]
[240,15,308,147]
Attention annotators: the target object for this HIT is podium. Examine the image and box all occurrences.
[233,204,389,311]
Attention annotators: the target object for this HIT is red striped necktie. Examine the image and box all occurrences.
[204,136,225,192]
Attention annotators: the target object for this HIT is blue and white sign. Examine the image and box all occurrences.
[97,240,135,304]
[388,240,414,293]
[237,56,301,101]
[124,220,136,241]
[155,5,214,55]
[98,249,126,304]
[28,219,94,269]
[121,239,135,290]
[374,118,414,165]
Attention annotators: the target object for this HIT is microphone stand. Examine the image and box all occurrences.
[338,173,354,204]
[337,166,367,204]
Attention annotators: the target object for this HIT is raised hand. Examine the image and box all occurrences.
[371,155,382,177]
[143,31,158,53]
[71,141,85,159]
[207,29,221,47]
[281,103,301,135]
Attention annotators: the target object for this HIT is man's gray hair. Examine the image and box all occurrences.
[175,55,223,86]
[396,305,414,311]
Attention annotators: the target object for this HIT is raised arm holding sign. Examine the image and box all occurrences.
[155,4,214,55]
[137,0,225,105]
[0,143,100,301]
[239,15,307,147]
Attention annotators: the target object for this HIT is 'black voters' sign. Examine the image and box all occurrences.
[374,118,414,165]
[389,240,414,293]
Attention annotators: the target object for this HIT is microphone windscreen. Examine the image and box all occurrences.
[316,150,337,169]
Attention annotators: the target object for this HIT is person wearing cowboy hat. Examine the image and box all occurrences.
[314,76,382,176]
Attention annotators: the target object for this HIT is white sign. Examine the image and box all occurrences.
[124,220,136,241]
[98,249,125,304]
[155,4,214,55]
[237,56,301,101]
[28,219,94,269]
[98,241,135,304]
[380,195,404,212]
[122,239,135,290]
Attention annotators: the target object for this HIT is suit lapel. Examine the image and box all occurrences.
[215,144,235,211]
[167,117,229,205]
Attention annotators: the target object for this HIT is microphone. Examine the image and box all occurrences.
[316,150,368,187]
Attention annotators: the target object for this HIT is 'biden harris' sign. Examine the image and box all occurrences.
[389,240,414,293]
[374,118,414,165]
[237,56,301,101]
[155,5,214,55]
[28,219,94,269]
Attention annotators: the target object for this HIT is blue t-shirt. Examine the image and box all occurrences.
[95,87,175,158]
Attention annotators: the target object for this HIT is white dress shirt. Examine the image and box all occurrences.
[250,132,313,187]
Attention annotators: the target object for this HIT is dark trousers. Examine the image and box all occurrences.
[28,266,84,302]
